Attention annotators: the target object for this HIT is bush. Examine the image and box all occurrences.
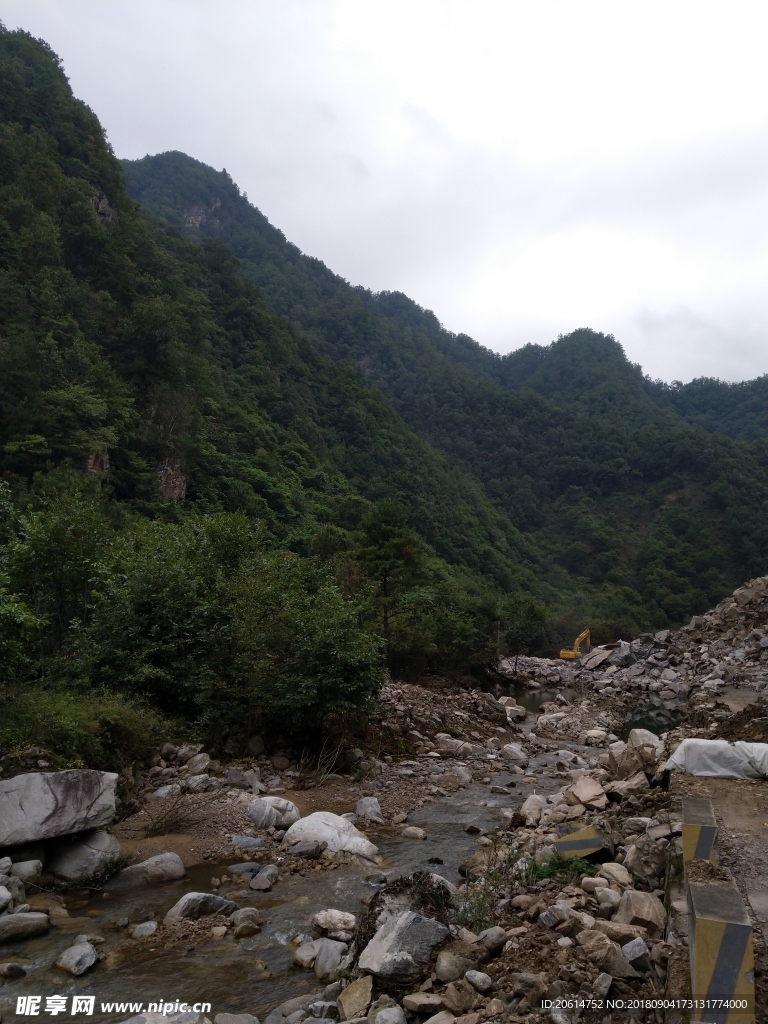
[0,684,167,770]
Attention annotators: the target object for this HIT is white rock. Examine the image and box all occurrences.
[358,910,449,982]
[566,776,607,810]
[0,885,11,911]
[10,860,43,884]
[282,812,380,862]
[501,743,528,766]
[312,936,347,980]
[186,753,210,774]
[312,909,356,933]
[115,852,186,887]
[149,784,182,801]
[599,863,633,887]
[627,728,663,752]
[0,770,117,845]
[402,826,427,840]
[465,969,493,993]
[131,921,158,938]
[246,796,301,829]
[56,942,97,976]
[48,830,121,881]
[520,794,547,826]
[356,796,384,824]
[186,774,211,793]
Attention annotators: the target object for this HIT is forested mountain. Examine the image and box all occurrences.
[0,27,765,765]
[124,151,767,629]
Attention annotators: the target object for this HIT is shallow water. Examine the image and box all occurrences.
[0,772,560,1023]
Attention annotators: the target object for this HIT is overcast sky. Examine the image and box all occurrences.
[4,0,767,382]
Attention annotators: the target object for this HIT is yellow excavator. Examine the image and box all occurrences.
[560,629,590,660]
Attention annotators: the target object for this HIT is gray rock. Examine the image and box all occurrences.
[149,784,182,801]
[116,852,186,887]
[0,962,26,978]
[14,904,31,913]
[228,862,261,877]
[356,796,384,824]
[621,936,650,966]
[500,743,528,766]
[289,841,323,859]
[47,830,120,881]
[0,885,11,912]
[371,1009,405,1024]
[55,941,97,976]
[313,937,347,981]
[0,911,50,944]
[214,1016,260,1024]
[435,949,476,982]
[186,753,211,774]
[225,769,250,789]
[294,940,320,969]
[163,892,236,923]
[592,972,613,997]
[230,835,265,851]
[249,864,278,891]
[358,910,449,982]
[478,925,507,953]
[246,797,300,830]
[131,921,158,939]
[0,856,11,874]
[0,770,117,845]
[465,969,493,993]
[176,743,203,762]
[186,773,212,793]
[10,860,43,884]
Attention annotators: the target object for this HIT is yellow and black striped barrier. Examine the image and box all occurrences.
[688,874,754,1023]
[553,825,605,860]
[683,796,718,865]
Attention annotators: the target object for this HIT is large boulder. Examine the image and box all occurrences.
[0,912,50,944]
[114,852,186,887]
[566,776,607,811]
[47,830,120,881]
[519,794,547,826]
[358,910,449,982]
[500,743,528,767]
[56,941,97,976]
[0,770,118,845]
[435,736,484,756]
[613,890,666,938]
[282,812,380,862]
[575,929,639,979]
[337,975,373,1021]
[246,796,300,830]
[163,892,236,923]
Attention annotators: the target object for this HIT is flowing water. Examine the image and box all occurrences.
[0,774,566,1022]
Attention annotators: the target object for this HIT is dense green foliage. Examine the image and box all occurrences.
[124,151,767,631]
[0,28,766,765]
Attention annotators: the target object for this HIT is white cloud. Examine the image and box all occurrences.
[4,0,766,381]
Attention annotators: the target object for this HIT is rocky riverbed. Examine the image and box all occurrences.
[1,576,767,1024]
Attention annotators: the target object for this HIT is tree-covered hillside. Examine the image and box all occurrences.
[0,27,551,764]
[1,27,765,768]
[124,150,767,630]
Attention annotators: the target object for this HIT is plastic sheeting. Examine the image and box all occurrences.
[665,739,768,779]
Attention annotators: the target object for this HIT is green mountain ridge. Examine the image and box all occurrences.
[123,150,767,626]
[1,25,766,764]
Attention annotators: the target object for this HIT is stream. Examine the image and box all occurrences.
[0,767,569,1022]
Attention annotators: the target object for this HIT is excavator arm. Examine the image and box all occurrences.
[560,628,590,659]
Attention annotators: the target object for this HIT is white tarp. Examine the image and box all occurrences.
[665,739,768,779]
